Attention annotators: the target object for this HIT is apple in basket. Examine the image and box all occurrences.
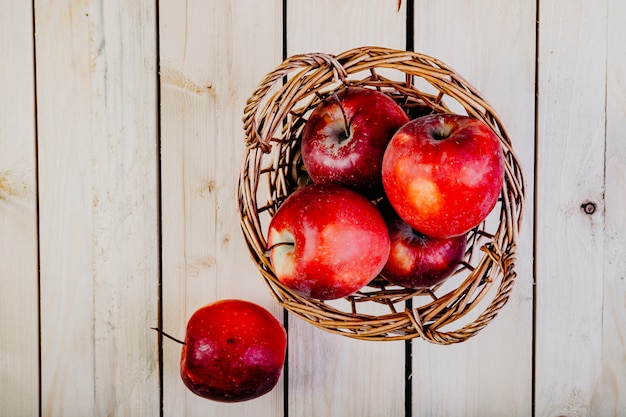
[180,300,287,403]
[378,200,467,289]
[267,183,390,300]
[301,86,409,197]
[382,113,505,238]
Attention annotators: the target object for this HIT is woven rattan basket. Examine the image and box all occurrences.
[238,46,524,344]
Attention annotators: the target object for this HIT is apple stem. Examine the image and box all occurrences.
[265,241,295,257]
[151,327,186,345]
[331,92,351,142]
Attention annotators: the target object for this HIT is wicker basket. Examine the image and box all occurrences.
[238,46,525,344]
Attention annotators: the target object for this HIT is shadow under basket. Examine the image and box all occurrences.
[238,46,525,344]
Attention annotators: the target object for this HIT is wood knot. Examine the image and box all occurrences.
[580,201,596,215]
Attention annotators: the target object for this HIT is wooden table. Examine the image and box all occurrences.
[1,0,624,416]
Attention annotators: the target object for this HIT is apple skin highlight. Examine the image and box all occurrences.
[267,183,390,300]
[382,113,505,238]
[301,87,409,198]
[180,300,287,403]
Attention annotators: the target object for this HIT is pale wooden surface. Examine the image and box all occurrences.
[0,2,39,417]
[411,1,535,415]
[159,1,283,416]
[1,1,625,416]
[285,2,407,416]
[34,0,159,415]
[534,0,618,415]
[595,0,626,414]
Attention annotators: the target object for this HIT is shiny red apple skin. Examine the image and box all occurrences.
[379,202,467,289]
[180,300,287,403]
[382,114,505,238]
[301,87,409,197]
[267,183,390,300]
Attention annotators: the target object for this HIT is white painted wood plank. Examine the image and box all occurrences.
[35,2,96,413]
[590,0,626,412]
[159,1,284,415]
[35,1,160,415]
[287,0,407,56]
[0,3,39,416]
[286,2,408,416]
[535,0,608,414]
[88,2,160,415]
[411,1,535,415]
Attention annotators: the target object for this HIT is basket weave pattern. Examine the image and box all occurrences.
[238,47,525,344]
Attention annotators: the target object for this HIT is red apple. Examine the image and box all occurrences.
[180,300,287,403]
[267,183,390,300]
[378,201,467,289]
[301,86,409,197]
[382,113,505,238]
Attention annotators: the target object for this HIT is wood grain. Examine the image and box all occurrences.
[159,0,284,415]
[35,0,160,415]
[0,1,624,415]
[36,2,97,413]
[591,0,626,413]
[285,2,408,416]
[0,2,39,416]
[89,2,160,415]
[535,0,608,414]
[411,1,535,414]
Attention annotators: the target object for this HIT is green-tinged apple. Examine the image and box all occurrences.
[301,86,409,197]
[382,113,505,238]
[267,183,390,300]
[378,201,467,289]
[180,300,286,403]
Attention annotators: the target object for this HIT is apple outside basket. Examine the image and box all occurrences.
[238,46,525,344]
